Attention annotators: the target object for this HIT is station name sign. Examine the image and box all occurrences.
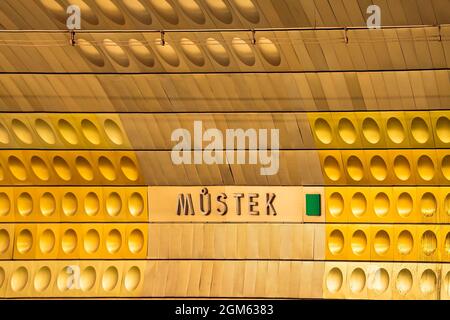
[148,186,304,222]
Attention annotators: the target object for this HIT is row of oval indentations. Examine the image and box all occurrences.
[312,112,450,147]
[0,187,146,221]
[0,262,143,295]
[321,151,450,184]
[327,187,450,221]
[0,115,126,147]
[40,0,260,26]
[0,152,140,184]
[6,224,147,258]
[78,36,282,68]
[326,264,447,297]
[327,226,449,260]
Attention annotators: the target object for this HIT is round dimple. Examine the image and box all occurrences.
[77,39,105,67]
[94,0,125,24]
[0,164,4,182]
[40,192,56,217]
[326,267,343,293]
[328,229,344,255]
[374,192,390,217]
[421,230,437,256]
[17,192,33,217]
[0,122,9,144]
[124,266,141,292]
[445,194,450,216]
[397,230,413,255]
[351,230,367,255]
[338,118,357,145]
[374,230,390,255]
[62,229,78,254]
[80,266,96,292]
[103,119,124,145]
[128,192,144,217]
[31,156,49,181]
[8,156,27,181]
[205,0,232,23]
[446,272,450,296]
[387,117,405,144]
[120,156,139,181]
[149,0,179,24]
[396,269,413,295]
[177,0,205,24]
[123,0,151,24]
[436,116,450,143]
[35,119,56,145]
[103,39,130,67]
[393,155,411,181]
[257,37,281,66]
[369,268,389,294]
[40,0,67,22]
[11,267,28,292]
[102,266,119,291]
[346,156,364,182]
[314,118,332,145]
[57,266,72,291]
[180,38,205,66]
[420,192,437,217]
[39,229,55,254]
[328,192,344,217]
[206,38,230,66]
[420,269,437,294]
[417,155,435,181]
[68,0,99,25]
[231,37,255,66]
[397,192,413,217]
[349,268,366,294]
[411,117,430,144]
[323,156,341,181]
[53,156,71,181]
[98,156,117,181]
[11,119,32,144]
[128,229,144,254]
[0,229,10,254]
[17,229,33,254]
[106,229,122,254]
[34,266,51,292]
[232,0,259,23]
[81,119,101,145]
[370,156,387,181]
[84,192,100,216]
[58,119,78,145]
[106,192,122,217]
[62,192,77,217]
[0,192,11,217]
[128,39,154,67]
[351,192,366,218]
[75,156,94,181]
[362,117,381,144]
[154,40,180,67]
[84,229,100,254]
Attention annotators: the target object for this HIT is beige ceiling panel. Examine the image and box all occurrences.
[397,29,420,69]
[384,29,406,69]
[287,31,316,71]
[357,73,378,109]
[421,71,441,107]
[329,0,353,26]
[395,71,416,109]
[409,71,428,108]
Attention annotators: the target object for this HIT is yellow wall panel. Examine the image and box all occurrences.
[441,225,450,262]
[417,187,439,223]
[345,263,369,299]
[13,187,39,222]
[365,150,393,184]
[389,150,416,185]
[125,224,148,259]
[125,187,148,222]
[439,188,450,224]
[383,111,411,148]
[406,111,435,148]
[430,111,450,149]
[308,113,337,148]
[35,224,60,259]
[341,150,369,185]
[370,225,394,261]
[347,225,370,260]
[0,188,14,222]
[319,150,346,185]
[81,224,104,259]
[416,264,440,300]
[347,187,370,223]
[121,261,146,297]
[14,224,36,260]
[367,263,393,300]
[441,263,450,300]
[325,224,348,260]
[369,187,396,223]
[97,261,124,297]
[331,112,362,148]
[0,261,9,298]
[0,224,14,260]
[5,262,32,298]
[59,224,81,260]
[437,149,450,184]
[325,187,347,223]
[394,225,418,262]
[392,263,418,300]
[323,262,347,299]
[393,187,420,223]
[418,226,440,262]
[356,112,387,149]
[414,150,439,185]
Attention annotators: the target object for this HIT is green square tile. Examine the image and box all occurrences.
[306,194,321,216]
